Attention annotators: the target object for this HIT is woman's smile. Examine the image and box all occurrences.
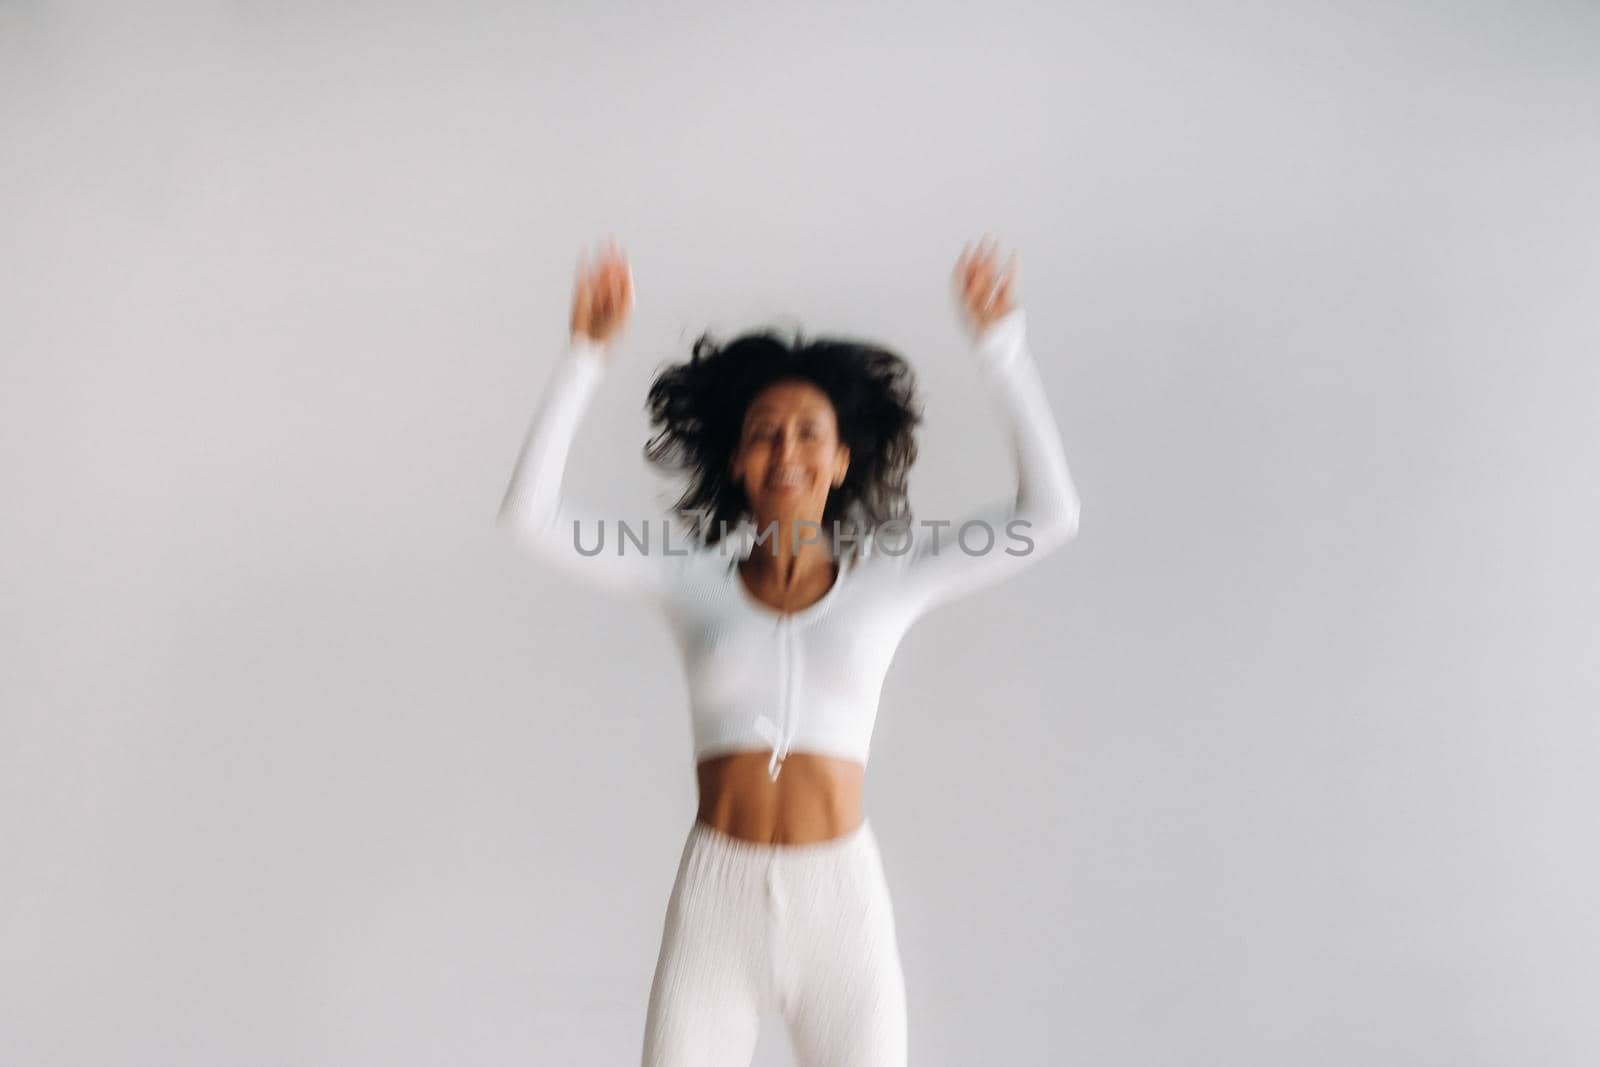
[766,468,811,491]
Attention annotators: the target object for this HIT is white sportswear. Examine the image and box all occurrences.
[496,307,1081,778]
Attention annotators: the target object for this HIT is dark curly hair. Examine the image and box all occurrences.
[643,324,924,548]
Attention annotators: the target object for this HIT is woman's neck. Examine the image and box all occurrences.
[742,515,836,589]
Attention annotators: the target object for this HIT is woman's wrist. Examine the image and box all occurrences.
[569,331,612,361]
[970,307,1028,372]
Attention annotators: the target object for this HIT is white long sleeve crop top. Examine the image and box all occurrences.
[496,307,1081,779]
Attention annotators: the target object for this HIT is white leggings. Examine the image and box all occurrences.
[642,817,908,1066]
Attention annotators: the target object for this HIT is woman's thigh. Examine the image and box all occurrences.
[640,832,768,1067]
[777,830,908,1066]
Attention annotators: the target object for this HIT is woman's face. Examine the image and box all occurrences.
[732,378,850,524]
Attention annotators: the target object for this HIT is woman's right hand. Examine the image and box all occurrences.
[570,237,635,350]
[952,235,1021,340]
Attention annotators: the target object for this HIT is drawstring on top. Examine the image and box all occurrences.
[753,713,790,781]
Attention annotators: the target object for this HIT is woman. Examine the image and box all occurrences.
[497,235,1081,1066]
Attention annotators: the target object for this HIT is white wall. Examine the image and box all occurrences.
[3,1,1597,1064]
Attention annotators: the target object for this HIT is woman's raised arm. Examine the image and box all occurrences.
[893,240,1082,615]
[496,240,689,604]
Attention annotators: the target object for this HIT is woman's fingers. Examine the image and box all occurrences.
[958,237,1001,283]
[571,237,633,345]
[990,252,1016,302]
[598,240,628,303]
[967,249,996,312]
[572,254,593,322]
[991,256,1016,314]
[953,237,1019,331]
[606,248,629,317]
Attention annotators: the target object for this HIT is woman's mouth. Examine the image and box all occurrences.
[767,470,807,491]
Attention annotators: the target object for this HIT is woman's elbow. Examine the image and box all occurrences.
[1033,495,1081,554]
[495,498,526,541]
[496,503,556,559]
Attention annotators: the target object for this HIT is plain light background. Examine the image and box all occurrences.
[3,1,1597,1064]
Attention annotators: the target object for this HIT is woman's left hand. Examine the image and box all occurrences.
[952,235,1020,337]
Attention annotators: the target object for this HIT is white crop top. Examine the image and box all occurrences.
[497,307,1081,779]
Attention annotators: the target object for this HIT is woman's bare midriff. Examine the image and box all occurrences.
[696,751,865,845]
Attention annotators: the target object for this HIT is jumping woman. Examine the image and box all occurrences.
[497,235,1082,1066]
